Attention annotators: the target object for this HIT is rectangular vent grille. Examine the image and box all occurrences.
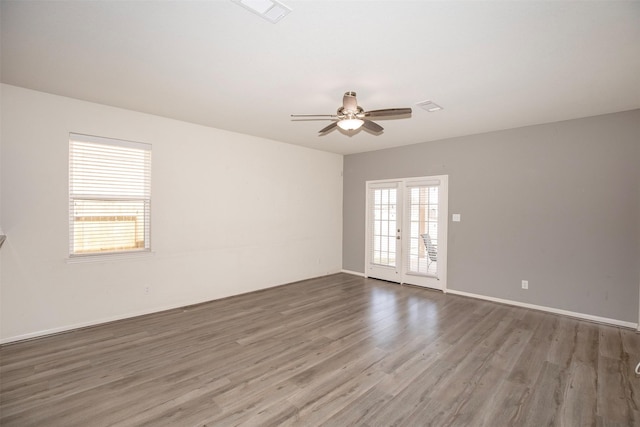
[417,100,443,112]
[233,0,292,23]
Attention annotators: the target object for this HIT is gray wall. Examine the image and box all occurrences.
[343,110,640,323]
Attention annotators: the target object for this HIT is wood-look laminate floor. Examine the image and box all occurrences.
[1,273,639,426]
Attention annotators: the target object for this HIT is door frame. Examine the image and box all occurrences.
[364,175,448,292]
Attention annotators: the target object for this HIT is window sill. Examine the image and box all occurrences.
[66,251,155,264]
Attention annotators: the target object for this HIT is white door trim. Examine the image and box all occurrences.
[365,175,448,292]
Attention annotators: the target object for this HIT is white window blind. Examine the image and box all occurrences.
[69,133,151,257]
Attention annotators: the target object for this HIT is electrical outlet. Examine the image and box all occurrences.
[521,280,528,290]
[144,286,150,294]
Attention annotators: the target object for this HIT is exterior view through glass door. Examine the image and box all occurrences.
[366,176,448,291]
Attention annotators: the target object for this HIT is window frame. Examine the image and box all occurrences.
[68,133,152,260]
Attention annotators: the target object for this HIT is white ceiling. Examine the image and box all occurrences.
[2,0,639,155]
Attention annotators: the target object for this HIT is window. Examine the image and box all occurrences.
[69,133,151,257]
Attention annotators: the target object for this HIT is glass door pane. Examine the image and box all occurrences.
[406,186,438,277]
[371,187,397,267]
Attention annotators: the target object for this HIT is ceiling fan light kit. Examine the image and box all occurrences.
[337,118,364,131]
[291,91,412,135]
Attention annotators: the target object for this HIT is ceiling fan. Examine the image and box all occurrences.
[291,91,412,134]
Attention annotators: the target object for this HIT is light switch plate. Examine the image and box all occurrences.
[452,214,461,222]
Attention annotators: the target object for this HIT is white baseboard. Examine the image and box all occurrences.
[341,269,366,277]
[4,277,635,344]
[0,297,213,345]
[447,289,638,330]
[1,272,352,345]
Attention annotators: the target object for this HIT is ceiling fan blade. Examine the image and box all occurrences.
[291,114,336,117]
[363,120,384,133]
[343,91,358,112]
[291,118,336,121]
[291,114,336,121]
[363,108,412,117]
[319,122,338,134]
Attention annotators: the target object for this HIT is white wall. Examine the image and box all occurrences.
[0,84,343,343]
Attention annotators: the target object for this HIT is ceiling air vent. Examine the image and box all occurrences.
[417,100,443,112]
[232,0,292,23]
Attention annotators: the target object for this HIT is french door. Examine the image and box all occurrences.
[365,176,448,291]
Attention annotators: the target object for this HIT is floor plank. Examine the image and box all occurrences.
[1,273,638,426]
